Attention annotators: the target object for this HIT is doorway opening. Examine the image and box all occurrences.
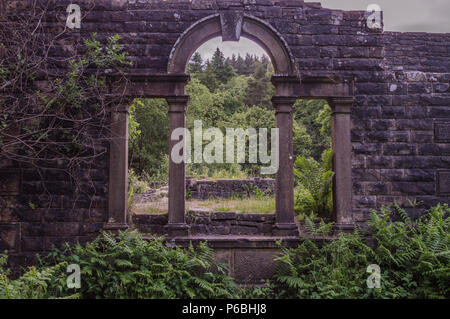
[184,37,276,215]
[130,37,280,218]
[292,99,334,227]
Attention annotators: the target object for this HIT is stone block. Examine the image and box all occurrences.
[209,225,231,235]
[0,223,20,252]
[234,249,280,284]
[236,213,270,222]
[434,122,450,143]
[391,182,435,196]
[211,212,236,220]
[418,144,450,156]
[190,224,208,235]
[231,225,259,235]
[437,170,450,196]
[0,170,20,195]
[383,143,416,156]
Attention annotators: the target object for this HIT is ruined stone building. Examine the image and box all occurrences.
[0,0,449,280]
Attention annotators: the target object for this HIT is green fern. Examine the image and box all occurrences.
[271,203,450,299]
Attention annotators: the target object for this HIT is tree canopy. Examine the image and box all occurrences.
[130,47,331,180]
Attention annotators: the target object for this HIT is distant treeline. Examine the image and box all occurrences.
[129,48,331,181]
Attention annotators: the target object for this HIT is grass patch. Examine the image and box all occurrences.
[196,197,275,214]
[132,196,275,215]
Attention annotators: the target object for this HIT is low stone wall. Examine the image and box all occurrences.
[186,177,275,200]
[132,210,276,236]
[164,237,307,284]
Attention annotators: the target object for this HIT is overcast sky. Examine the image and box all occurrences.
[320,0,450,33]
[197,0,450,60]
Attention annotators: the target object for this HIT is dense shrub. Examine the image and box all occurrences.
[294,149,334,219]
[1,231,238,299]
[0,254,70,299]
[1,205,448,299]
[272,204,450,299]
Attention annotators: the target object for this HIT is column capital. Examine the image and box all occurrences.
[108,97,134,114]
[271,96,298,105]
[166,95,190,105]
[328,97,354,114]
[272,96,297,113]
[166,96,190,113]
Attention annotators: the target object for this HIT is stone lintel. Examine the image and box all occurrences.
[121,73,191,84]
[272,75,354,98]
[109,74,190,98]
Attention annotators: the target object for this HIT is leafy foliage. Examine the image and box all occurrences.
[294,149,334,219]
[0,253,74,299]
[0,26,131,172]
[271,204,450,299]
[294,100,332,160]
[129,99,169,177]
[1,205,448,299]
[1,231,238,299]
[128,169,150,212]
[131,48,326,180]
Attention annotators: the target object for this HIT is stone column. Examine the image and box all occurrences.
[166,96,190,237]
[329,97,354,233]
[105,106,129,231]
[272,96,299,236]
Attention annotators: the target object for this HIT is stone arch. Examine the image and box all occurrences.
[167,13,297,75]
[106,9,355,238]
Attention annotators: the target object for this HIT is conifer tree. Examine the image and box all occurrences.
[188,52,204,74]
[245,61,272,108]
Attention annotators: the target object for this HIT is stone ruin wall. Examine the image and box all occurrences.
[133,211,276,236]
[0,0,449,270]
[136,178,275,201]
[353,31,450,224]
[186,178,275,199]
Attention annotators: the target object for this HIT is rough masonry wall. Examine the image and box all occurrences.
[0,0,449,268]
[0,153,109,270]
[351,32,450,225]
[186,178,275,199]
[133,210,276,236]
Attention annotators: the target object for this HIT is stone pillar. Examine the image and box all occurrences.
[105,107,129,231]
[329,97,354,233]
[166,96,190,237]
[272,96,299,236]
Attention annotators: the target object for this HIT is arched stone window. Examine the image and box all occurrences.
[106,12,354,236]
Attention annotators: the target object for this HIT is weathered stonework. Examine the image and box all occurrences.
[0,0,449,274]
[133,210,277,236]
[186,177,275,199]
